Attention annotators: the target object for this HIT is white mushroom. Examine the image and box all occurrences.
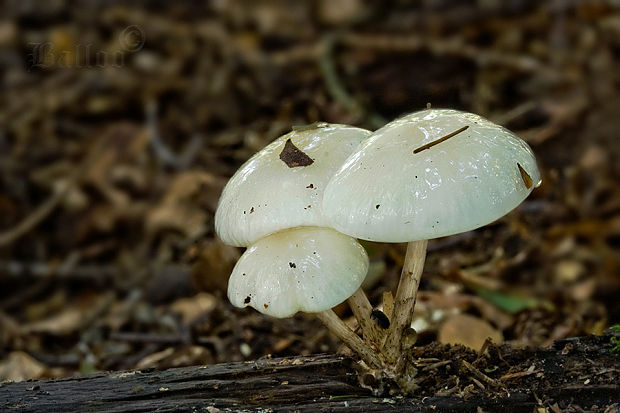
[215,123,371,247]
[322,109,541,363]
[323,109,541,242]
[228,226,368,317]
[228,226,381,367]
[216,123,383,345]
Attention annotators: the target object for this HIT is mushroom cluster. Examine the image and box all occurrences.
[215,123,383,367]
[214,109,541,392]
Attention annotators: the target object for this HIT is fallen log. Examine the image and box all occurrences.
[1,333,618,412]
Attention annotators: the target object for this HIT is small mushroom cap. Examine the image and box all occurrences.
[227,226,369,318]
[322,109,541,242]
[215,124,371,247]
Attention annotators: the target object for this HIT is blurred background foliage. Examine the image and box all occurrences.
[0,0,619,381]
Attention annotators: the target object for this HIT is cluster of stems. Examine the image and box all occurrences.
[315,240,428,374]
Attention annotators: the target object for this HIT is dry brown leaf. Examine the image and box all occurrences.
[147,204,207,239]
[0,351,46,382]
[190,239,240,294]
[102,301,133,331]
[317,0,360,25]
[579,145,608,170]
[23,292,109,335]
[85,124,149,187]
[570,278,597,301]
[25,289,67,322]
[146,171,225,238]
[22,307,83,335]
[135,346,211,369]
[418,292,514,330]
[170,292,217,325]
[135,347,175,369]
[85,202,149,234]
[0,312,20,349]
[272,337,295,353]
[167,346,212,367]
[458,268,504,291]
[554,259,585,283]
[438,313,503,351]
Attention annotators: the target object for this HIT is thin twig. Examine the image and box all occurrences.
[109,331,191,345]
[0,260,119,280]
[340,33,550,75]
[0,181,72,247]
[500,368,540,381]
[421,360,451,372]
[461,359,503,388]
[0,136,103,248]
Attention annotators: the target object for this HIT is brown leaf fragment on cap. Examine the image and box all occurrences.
[280,139,314,168]
[517,163,533,189]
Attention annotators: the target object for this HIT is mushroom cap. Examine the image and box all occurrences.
[322,109,541,242]
[227,226,369,318]
[215,124,371,247]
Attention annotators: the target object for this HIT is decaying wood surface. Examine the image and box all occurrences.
[1,334,618,412]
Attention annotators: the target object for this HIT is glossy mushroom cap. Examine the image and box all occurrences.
[215,124,371,247]
[322,109,541,242]
[227,226,369,318]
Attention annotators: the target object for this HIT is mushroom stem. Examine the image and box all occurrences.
[347,287,383,345]
[383,240,428,364]
[315,309,383,368]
